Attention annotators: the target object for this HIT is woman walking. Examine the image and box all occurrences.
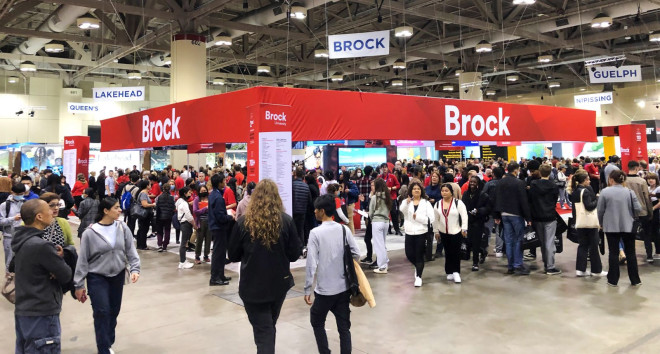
[425,171,443,259]
[434,184,469,284]
[74,197,141,354]
[75,188,99,238]
[193,185,212,264]
[72,173,89,209]
[400,180,435,287]
[597,170,642,287]
[557,165,572,209]
[155,179,176,252]
[461,176,490,271]
[176,187,195,269]
[228,179,301,354]
[135,180,154,250]
[39,192,75,247]
[570,172,605,277]
[369,178,392,274]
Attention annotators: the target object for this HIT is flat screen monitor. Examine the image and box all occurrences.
[338,148,386,169]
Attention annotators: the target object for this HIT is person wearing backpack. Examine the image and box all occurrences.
[120,173,140,234]
[304,194,360,354]
[155,179,176,252]
[0,183,26,273]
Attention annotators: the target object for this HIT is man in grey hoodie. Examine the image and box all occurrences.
[12,199,72,353]
[0,183,27,272]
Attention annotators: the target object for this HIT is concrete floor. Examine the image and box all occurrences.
[3,226,660,354]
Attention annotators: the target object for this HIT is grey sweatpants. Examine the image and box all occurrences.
[3,235,12,272]
[371,221,389,269]
[534,221,557,270]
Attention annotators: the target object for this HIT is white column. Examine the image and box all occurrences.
[58,88,83,141]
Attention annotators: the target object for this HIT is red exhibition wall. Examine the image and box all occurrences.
[63,136,90,184]
[619,124,648,173]
[100,87,597,151]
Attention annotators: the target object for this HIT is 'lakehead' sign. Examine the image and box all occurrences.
[93,86,145,102]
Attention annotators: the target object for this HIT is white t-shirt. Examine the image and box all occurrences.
[92,221,118,247]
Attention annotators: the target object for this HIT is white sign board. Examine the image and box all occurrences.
[258,131,292,216]
[68,102,100,114]
[589,65,642,83]
[328,30,389,59]
[62,149,77,190]
[93,86,145,101]
[574,92,613,107]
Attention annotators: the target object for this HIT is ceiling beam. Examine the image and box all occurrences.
[48,0,178,20]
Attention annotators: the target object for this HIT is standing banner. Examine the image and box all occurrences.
[247,104,293,216]
[328,30,389,59]
[589,65,642,83]
[63,136,90,188]
[618,124,647,173]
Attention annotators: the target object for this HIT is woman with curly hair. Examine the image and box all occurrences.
[228,179,302,353]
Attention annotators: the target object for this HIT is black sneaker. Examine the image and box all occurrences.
[523,253,536,261]
[369,262,379,270]
[360,257,373,264]
[472,265,479,271]
[546,268,562,275]
[514,267,530,276]
[479,252,487,264]
[157,247,165,253]
[506,268,514,275]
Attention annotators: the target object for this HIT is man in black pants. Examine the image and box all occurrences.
[292,167,312,246]
[209,174,234,286]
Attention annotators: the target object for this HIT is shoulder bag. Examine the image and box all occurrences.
[630,192,643,238]
[2,272,15,304]
[575,189,599,228]
[342,225,363,306]
[130,192,149,220]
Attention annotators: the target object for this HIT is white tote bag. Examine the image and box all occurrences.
[575,189,599,229]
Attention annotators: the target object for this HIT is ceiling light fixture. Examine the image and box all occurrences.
[513,0,535,4]
[44,43,64,53]
[507,75,519,82]
[212,78,225,86]
[8,76,19,84]
[443,85,454,92]
[475,40,492,53]
[214,33,232,46]
[650,33,660,42]
[19,62,36,72]
[486,90,496,96]
[393,59,406,69]
[163,56,171,65]
[77,16,100,30]
[394,26,413,38]
[127,71,141,80]
[284,84,295,88]
[391,79,403,87]
[548,81,561,88]
[537,55,553,63]
[331,74,344,82]
[289,3,307,19]
[257,65,271,73]
[455,69,464,77]
[591,13,612,28]
[314,49,329,58]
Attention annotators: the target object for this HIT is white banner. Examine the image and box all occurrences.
[589,65,642,83]
[574,92,613,107]
[93,86,145,101]
[68,102,100,114]
[328,30,389,59]
[258,131,292,216]
[62,149,76,190]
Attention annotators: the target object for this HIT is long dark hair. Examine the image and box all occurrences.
[407,180,428,199]
[373,178,392,211]
[571,171,589,191]
[609,170,626,185]
[95,197,118,222]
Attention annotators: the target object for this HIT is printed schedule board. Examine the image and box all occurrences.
[480,145,508,160]
[438,150,463,160]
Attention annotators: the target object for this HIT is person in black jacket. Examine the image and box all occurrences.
[462,176,490,271]
[155,179,176,252]
[96,171,106,199]
[12,199,72,353]
[292,168,312,247]
[228,179,301,354]
[529,165,561,275]
[44,173,74,219]
[570,172,605,277]
[493,162,532,275]
[209,173,234,286]
[304,173,320,250]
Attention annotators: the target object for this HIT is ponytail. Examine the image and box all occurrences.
[571,172,588,192]
[609,170,626,185]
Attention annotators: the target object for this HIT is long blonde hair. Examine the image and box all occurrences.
[244,179,284,249]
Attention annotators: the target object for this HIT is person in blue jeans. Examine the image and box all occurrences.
[493,162,532,275]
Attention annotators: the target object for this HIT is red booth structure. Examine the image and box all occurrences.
[600,124,648,173]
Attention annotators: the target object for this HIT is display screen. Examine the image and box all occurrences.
[338,148,386,169]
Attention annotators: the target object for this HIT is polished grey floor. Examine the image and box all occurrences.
[2,226,660,353]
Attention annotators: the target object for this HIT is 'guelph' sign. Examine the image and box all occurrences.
[445,105,510,137]
[142,108,181,142]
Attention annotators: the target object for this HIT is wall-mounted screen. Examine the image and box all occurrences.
[338,148,386,169]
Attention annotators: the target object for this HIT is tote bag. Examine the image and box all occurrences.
[575,189,599,229]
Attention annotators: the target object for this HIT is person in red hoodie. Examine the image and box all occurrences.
[379,163,401,235]
[71,173,89,209]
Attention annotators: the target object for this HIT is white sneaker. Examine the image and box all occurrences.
[373,267,388,274]
[447,274,454,281]
[453,272,461,283]
[414,276,422,287]
[594,271,608,277]
[654,254,660,260]
[109,349,115,354]
[576,270,592,277]
[495,252,503,258]
[178,261,194,269]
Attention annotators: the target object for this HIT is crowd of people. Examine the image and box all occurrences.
[1,153,659,353]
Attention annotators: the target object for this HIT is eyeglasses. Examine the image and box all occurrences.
[48,203,59,209]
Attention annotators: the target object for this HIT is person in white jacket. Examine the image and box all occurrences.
[433,184,469,284]
[557,165,572,209]
[176,187,195,269]
[399,181,435,287]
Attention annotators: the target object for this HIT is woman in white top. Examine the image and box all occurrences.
[433,184,469,284]
[399,180,435,287]
[557,164,572,209]
[176,186,195,269]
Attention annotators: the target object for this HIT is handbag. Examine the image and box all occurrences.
[342,225,361,303]
[575,189,599,228]
[2,272,15,304]
[566,217,579,243]
[522,226,541,250]
[130,202,149,220]
[629,192,643,239]
[459,238,470,260]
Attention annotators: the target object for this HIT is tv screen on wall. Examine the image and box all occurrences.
[338,148,386,169]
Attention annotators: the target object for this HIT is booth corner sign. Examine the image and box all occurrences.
[328,30,389,59]
[93,86,145,102]
[574,92,613,107]
[68,102,100,114]
[589,65,641,83]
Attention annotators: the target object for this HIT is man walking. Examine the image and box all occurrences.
[209,174,234,286]
[493,163,532,275]
[292,168,312,246]
[12,199,72,353]
[305,194,360,354]
[626,161,656,262]
[529,164,561,275]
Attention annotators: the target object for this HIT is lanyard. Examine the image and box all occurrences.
[441,198,453,234]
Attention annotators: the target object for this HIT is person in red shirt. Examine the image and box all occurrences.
[219,175,237,211]
[584,158,601,193]
[116,170,130,185]
[173,170,185,191]
[380,163,401,235]
[148,175,162,202]
[71,173,89,209]
[234,165,245,186]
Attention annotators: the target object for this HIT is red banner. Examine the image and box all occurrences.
[187,143,226,153]
[100,87,597,151]
[434,140,464,151]
[619,124,648,173]
[63,136,90,185]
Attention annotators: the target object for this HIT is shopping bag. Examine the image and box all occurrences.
[522,226,541,250]
[352,260,375,308]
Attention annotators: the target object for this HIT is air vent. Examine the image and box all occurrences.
[555,18,569,27]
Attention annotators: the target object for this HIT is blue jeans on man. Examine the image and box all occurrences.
[15,314,61,353]
[502,215,525,269]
